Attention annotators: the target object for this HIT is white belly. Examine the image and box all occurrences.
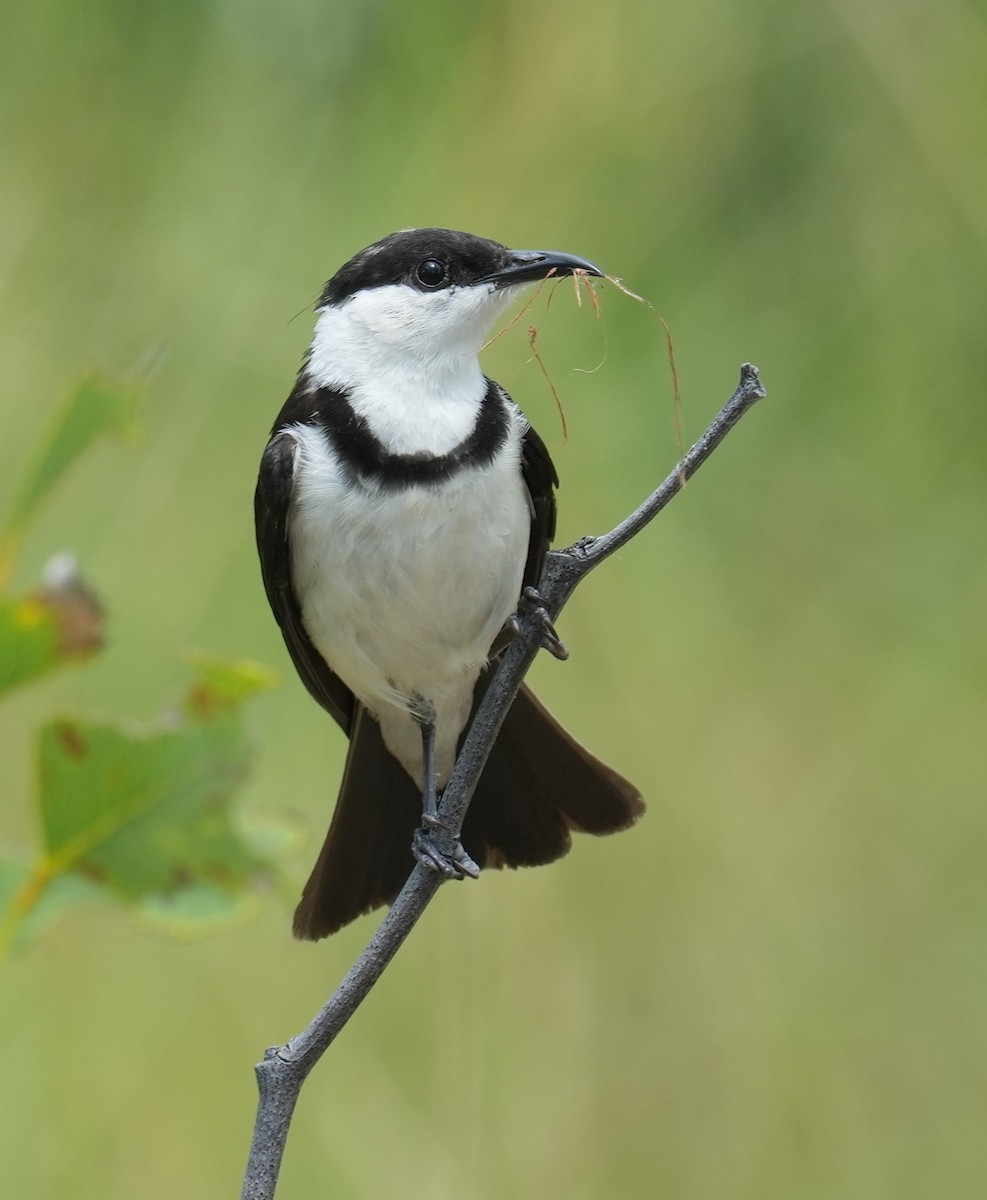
[288,421,529,783]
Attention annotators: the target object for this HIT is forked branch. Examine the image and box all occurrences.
[241,363,767,1200]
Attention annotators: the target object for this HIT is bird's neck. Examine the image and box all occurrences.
[307,306,489,458]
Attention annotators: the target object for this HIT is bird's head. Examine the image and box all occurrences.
[307,228,603,386]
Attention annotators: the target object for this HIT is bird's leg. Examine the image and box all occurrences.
[509,586,569,661]
[410,698,480,881]
[414,698,441,829]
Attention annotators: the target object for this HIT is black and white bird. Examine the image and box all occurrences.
[255,228,644,940]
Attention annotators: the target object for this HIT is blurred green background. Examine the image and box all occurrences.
[2,0,985,1197]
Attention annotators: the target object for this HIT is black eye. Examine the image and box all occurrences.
[415,258,448,288]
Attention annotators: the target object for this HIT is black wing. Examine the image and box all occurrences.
[519,418,559,591]
[254,430,356,734]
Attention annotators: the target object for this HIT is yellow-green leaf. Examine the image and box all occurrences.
[0,556,104,697]
[0,856,105,955]
[184,653,280,711]
[0,597,60,695]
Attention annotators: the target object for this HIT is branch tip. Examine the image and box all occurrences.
[739,362,766,399]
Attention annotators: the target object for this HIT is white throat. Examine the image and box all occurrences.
[305,281,520,457]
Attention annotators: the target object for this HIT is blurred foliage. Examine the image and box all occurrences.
[0,593,69,695]
[0,372,139,692]
[1,1,985,1198]
[2,373,141,559]
[0,372,282,956]
[0,656,280,958]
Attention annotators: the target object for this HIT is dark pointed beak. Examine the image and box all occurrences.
[480,248,604,289]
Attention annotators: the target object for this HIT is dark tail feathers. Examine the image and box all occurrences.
[292,684,644,940]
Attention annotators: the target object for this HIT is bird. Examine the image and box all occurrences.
[255,228,645,940]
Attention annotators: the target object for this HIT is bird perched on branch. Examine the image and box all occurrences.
[255,228,644,939]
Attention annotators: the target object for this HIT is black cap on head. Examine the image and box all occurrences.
[319,228,604,308]
[319,229,510,307]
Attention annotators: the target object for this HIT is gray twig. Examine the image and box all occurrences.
[241,363,767,1200]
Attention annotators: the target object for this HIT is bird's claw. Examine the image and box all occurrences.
[412,825,481,880]
[510,586,569,661]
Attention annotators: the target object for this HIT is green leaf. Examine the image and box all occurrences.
[135,884,262,940]
[0,556,104,698]
[0,856,32,917]
[38,715,260,897]
[2,373,142,549]
[0,658,279,955]
[0,854,105,953]
[0,596,60,695]
[237,807,307,860]
[184,653,280,709]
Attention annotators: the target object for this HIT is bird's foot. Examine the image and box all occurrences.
[509,586,569,661]
[412,820,481,881]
